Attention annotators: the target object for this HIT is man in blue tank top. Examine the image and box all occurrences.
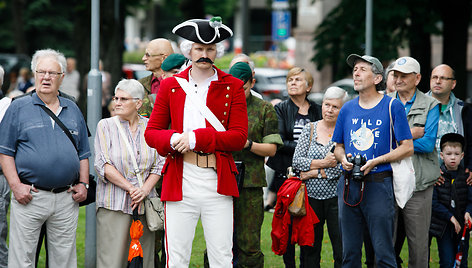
[332,54,413,267]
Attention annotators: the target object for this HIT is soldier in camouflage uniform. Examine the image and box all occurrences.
[230,62,283,267]
[138,38,173,118]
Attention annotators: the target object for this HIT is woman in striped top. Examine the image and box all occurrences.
[94,79,165,268]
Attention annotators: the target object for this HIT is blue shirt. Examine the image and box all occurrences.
[332,95,412,173]
[0,93,91,188]
[395,91,439,153]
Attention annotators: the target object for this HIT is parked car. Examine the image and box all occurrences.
[122,63,151,80]
[0,53,31,94]
[253,68,289,101]
[308,78,355,105]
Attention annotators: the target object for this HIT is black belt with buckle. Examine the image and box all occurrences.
[364,171,393,182]
[21,179,71,193]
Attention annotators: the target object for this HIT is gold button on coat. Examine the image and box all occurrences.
[225,94,229,98]
[225,103,228,107]
[227,86,230,90]
[171,89,175,93]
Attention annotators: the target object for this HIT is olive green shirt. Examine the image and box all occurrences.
[233,95,283,188]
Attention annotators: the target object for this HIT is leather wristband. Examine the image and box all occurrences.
[246,139,253,151]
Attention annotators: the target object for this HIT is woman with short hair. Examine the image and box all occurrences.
[94,79,165,268]
[292,86,347,268]
[265,67,322,267]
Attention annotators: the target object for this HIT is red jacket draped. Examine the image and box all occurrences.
[144,66,248,201]
[271,177,319,255]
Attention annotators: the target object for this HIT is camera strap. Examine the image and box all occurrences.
[342,175,365,207]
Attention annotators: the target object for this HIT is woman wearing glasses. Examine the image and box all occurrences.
[94,79,165,268]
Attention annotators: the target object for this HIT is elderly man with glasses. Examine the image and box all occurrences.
[0,49,90,267]
[138,38,174,118]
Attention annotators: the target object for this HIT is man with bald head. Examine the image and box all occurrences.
[427,64,464,155]
[138,38,174,117]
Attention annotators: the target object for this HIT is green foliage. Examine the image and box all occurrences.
[204,0,237,19]
[312,0,440,80]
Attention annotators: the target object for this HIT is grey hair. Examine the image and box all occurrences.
[323,86,349,103]
[229,53,255,72]
[179,40,225,60]
[114,79,145,100]
[0,65,4,86]
[31,49,67,73]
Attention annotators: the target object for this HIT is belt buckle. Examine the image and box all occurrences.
[196,153,209,168]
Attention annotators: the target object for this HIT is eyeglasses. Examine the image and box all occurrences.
[144,52,165,58]
[36,70,63,78]
[112,96,139,103]
[431,75,455,82]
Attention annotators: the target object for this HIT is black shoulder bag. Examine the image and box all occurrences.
[39,105,96,206]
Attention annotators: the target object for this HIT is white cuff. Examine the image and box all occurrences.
[170,133,183,150]
[189,131,196,150]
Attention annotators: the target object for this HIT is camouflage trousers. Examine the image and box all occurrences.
[233,187,264,268]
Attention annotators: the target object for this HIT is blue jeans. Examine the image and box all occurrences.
[437,223,469,268]
[337,175,397,268]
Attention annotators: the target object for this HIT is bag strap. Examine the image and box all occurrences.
[39,105,78,153]
[175,77,226,132]
[308,122,314,149]
[388,98,399,151]
[113,116,144,188]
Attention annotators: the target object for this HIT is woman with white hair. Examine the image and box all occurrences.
[94,79,165,268]
[292,86,348,268]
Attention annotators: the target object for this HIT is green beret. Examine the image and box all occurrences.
[162,53,186,72]
[229,62,252,83]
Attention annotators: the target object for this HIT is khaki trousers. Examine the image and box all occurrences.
[96,207,155,268]
[8,190,78,268]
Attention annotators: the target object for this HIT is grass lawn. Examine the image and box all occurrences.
[30,208,467,267]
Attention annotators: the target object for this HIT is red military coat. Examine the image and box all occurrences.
[144,66,248,201]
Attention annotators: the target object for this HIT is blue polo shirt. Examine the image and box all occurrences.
[0,93,91,188]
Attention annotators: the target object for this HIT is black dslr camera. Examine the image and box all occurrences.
[347,154,367,181]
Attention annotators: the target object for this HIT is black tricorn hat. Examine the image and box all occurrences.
[172,17,233,44]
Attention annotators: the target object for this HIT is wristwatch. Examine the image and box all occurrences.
[79,182,89,189]
[318,168,322,179]
[246,139,253,151]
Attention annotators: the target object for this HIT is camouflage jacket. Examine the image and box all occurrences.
[233,95,283,188]
[138,74,155,118]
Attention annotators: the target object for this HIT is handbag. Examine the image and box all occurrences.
[388,98,416,209]
[114,117,164,231]
[39,105,96,206]
[288,182,306,216]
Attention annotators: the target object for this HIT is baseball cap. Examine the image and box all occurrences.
[390,56,420,74]
[346,54,383,73]
[440,133,465,151]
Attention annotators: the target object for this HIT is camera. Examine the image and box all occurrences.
[347,154,367,181]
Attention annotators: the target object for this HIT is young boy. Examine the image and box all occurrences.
[430,133,472,267]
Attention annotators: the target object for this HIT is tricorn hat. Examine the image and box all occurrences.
[172,17,233,44]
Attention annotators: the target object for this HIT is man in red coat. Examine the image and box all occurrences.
[144,17,248,268]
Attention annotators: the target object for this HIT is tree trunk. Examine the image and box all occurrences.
[440,0,471,100]
[408,1,432,93]
[11,0,27,54]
